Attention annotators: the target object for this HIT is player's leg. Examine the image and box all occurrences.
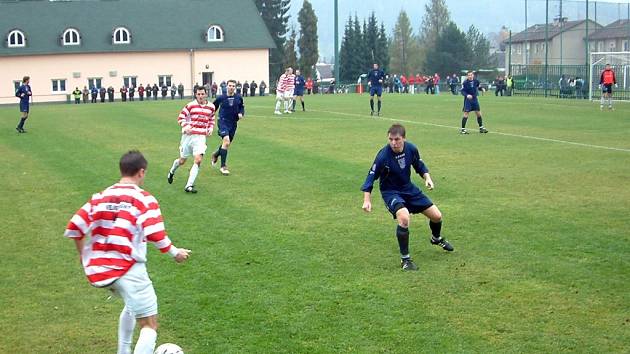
[218,133,233,175]
[422,205,453,251]
[168,137,189,184]
[17,108,28,133]
[369,87,375,115]
[292,95,297,111]
[394,207,417,270]
[184,153,203,193]
[300,95,305,111]
[117,306,136,354]
[608,90,613,109]
[600,89,606,109]
[377,89,382,115]
[476,110,488,133]
[461,110,470,134]
[134,316,158,354]
[274,92,283,114]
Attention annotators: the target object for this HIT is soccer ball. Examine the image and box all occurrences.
[154,343,184,354]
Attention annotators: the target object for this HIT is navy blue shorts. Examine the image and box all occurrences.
[602,84,613,94]
[382,191,433,219]
[463,98,480,112]
[294,89,304,97]
[20,102,29,113]
[218,122,237,142]
[370,86,383,97]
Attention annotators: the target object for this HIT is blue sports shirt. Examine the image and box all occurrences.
[367,68,385,87]
[213,94,245,124]
[294,75,306,90]
[460,79,480,99]
[361,142,429,194]
[15,84,31,104]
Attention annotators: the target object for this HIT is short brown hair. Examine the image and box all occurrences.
[387,124,406,138]
[22,76,30,83]
[227,79,237,85]
[194,86,207,94]
[119,150,147,177]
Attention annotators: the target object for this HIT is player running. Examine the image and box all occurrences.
[167,86,215,193]
[599,63,617,111]
[210,80,245,176]
[361,124,453,271]
[367,63,385,116]
[15,75,32,133]
[460,71,488,134]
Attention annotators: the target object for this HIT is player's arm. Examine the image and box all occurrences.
[600,72,604,85]
[64,201,93,260]
[178,105,192,134]
[412,150,433,190]
[139,197,191,263]
[361,155,384,212]
[238,98,245,119]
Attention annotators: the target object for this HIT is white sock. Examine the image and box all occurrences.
[284,100,289,111]
[117,307,136,354]
[133,327,157,354]
[186,163,199,188]
[609,97,612,107]
[600,96,604,106]
[275,99,282,111]
[169,159,180,175]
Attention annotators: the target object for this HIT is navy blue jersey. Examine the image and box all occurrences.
[294,75,306,90]
[367,68,385,87]
[460,79,480,99]
[361,142,429,194]
[15,84,31,104]
[213,94,245,124]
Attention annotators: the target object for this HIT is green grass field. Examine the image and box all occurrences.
[1,93,629,353]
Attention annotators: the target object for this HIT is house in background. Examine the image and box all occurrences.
[0,0,275,104]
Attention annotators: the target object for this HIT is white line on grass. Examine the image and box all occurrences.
[309,109,630,153]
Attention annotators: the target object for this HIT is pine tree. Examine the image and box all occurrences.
[466,25,491,70]
[364,13,379,64]
[388,10,420,75]
[339,16,355,82]
[425,22,470,76]
[418,0,451,71]
[376,23,390,72]
[254,0,291,82]
[284,28,298,70]
[297,0,319,79]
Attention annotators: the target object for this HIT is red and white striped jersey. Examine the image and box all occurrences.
[284,74,296,91]
[277,74,287,93]
[64,184,175,287]
[177,100,216,136]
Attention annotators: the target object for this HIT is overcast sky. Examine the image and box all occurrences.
[288,0,630,61]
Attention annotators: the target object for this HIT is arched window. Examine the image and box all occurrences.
[207,25,224,42]
[8,30,26,48]
[63,28,80,46]
[113,27,131,44]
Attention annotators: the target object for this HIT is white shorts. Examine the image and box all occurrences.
[110,263,157,318]
[283,90,294,99]
[276,91,284,100]
[179,134,207,158]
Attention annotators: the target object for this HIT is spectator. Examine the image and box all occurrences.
[129,85,135,102]
[408,74,415,94]
[146,84,152,100]
[425,76,434,94]
[242,81,249,97]
[306,77,313,95]
[259,80,267,96]
[138,84,145,101]
[250,80,257,97]
[220,81,227,96]
[495,76,505,97]
[170,85,177,100]
[400,74,408,93]
[450,74,459,95]
[82,86,89,104]
[433,73,441,95]
[211,82,218,98]
[119,86,127,102]
[99,86,106,103]
[177,83,184,99]
[90,86,98,103]
[72,87,81,104]
[506,75,514,96]
[107,86,115,102]
[575,76,584,99]
[152,84,159,100]
[236,81,242,95]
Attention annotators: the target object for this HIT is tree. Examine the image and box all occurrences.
[297,0,319,79]
[376,23,390,72]
[254,0,291,82]
[284,28,298,70]
[388,10,421,75]
[418,0,451,71]
[424,22,471,76]
[466,25,492,69]
[339,16,356,82]
[364,13,379,63]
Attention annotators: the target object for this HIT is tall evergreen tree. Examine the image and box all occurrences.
[389,10,421,75]
[466,25,491,70]
[364,13,379,63]
[339,16,355,82]
[297,0,319,79]
[254,0,291,82]
[351,16,367,81]
[376,23,390,72]
[284,28,298,70]
[418,0,451,70]
[425,22,470,76]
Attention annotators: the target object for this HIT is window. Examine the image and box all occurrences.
[516,44,521,55]
[51,79,67,93]
[123,76,137,88]
[158,75,172,87]
[206,25,224,42]
[624,40,629,51]
[113,27,131,44]
[13,80,21,92]
[63,28,80,46]
[8,30,25,48]
[88,78,102,89]
[598,41,604,52]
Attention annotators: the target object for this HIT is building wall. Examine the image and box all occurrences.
[0,49,269,104]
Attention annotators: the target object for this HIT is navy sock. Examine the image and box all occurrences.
[461,117,468,128]
[219,148,228,167]
[17,117,26,129]
[370,99,374,111]
[477,116,483,127]
[377,100,381,112]
[429,221,442,238]
[301,101,305,110]
[396,225,410,257]
[292,100,296,110]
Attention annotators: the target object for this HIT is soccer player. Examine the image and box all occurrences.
[367,63,385,116]
[167,86,216,193]
[283,67,295,113]
[460,71,488,134]
[599,63,617,110]
[292,69,306,112]
[64,150,191,354]
[210,80,245,176]
[15,76,32,133]
[274,69,287,115]
[361,124,453,271]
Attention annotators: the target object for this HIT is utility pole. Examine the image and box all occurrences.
[334,0,339,85]
[545,0,549,97]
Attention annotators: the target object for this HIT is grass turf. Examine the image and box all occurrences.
[1,93,628,353]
